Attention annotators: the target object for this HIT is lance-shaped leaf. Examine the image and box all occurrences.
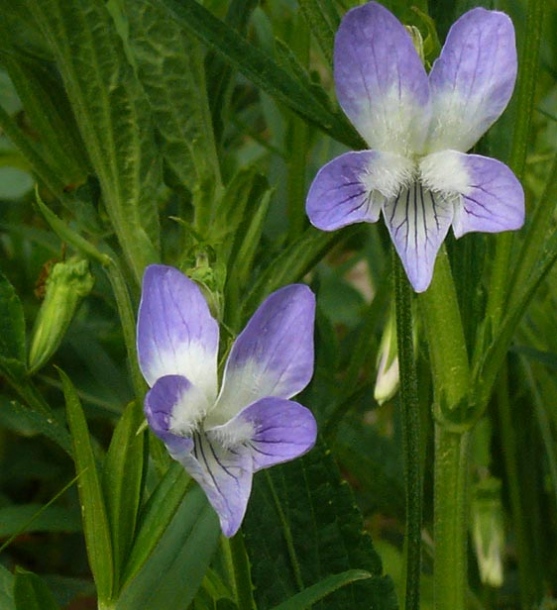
[102,400,146,592]
[115,486,220,610]
[60,368,114,603]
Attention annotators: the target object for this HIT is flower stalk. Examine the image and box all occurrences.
[419,249,471,609]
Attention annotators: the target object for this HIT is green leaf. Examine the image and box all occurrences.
[335,416,406,521]
[102,401,146,593]
[0,565,15,610]
[23,0,161,282]
[244,225,361,316]
[272,570,372,610]
[243,438,399,610]
[124,0,221,195]
[60,368,114,603]
[0,504,81,537]
[0,269,26,381]
[0,20,91,185]
[115,485,220,610]
[13,569,60,610]
[158,0,363,149]
[121,461,191,584]
[0,398,73,456]
[298,0,339,65]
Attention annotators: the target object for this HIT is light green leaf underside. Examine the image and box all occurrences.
[125,0,220,194]
[23,0,161,282]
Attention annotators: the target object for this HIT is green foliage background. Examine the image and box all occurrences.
[0,0,555,608]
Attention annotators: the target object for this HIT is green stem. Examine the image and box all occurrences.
[485,0,546,328]
[433,426,470,610]
[418,248,471,609]
[394,257,422,610]
[228,533,256,610]
[419,246,469,415]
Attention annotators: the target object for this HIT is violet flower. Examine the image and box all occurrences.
[306,2,524,292]
[137,265,317,536]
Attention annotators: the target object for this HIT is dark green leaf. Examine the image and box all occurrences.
[102,401,146,593]
[244,225,361,316]
[0,398,73,456]
[158,0,363,149]
[335,416,405,520]
[13,569,60,610]
[60,368,114,603]
[0,270,26,380]
[272,570,372,610]
[0,504,81,537]
[0,565,16,610]
[0,25,91,185]
[121,461,191,584]
[298,0,339,65]
[243,438,399,610]
[116,485,220,610]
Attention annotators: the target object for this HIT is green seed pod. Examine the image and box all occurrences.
[28,257,94,373]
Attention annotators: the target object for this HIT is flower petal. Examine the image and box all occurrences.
[145,374,210,440]
[213,397,317,472]
[450,153,525,237]
[306,150,413,231]
[428,8,517,152]
[334,2,430,154]
[209,285,315,425]
[176,431,253,537]
[137,265,219,405]
[383,183,454,292]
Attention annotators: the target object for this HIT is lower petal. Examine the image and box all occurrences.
[177,432,253,538]
[211,397,317,472]
[306,150,412,231]
[383,183,454,292]
[450,153,525,237]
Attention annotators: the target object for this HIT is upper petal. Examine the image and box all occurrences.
[334,2,430,154]
[428,8,517,152]
[383,183,454,292]
[306,150,414,231]
[137,265,219,404]
[209,285,315,425]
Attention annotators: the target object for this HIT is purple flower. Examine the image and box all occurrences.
[306,2,524,292]
[137,265,317,536]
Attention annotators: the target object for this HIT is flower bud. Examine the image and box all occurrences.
[374,310,399,405]
[405,25,425,64]
[28,257,94,373]
[472,477,505,588]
